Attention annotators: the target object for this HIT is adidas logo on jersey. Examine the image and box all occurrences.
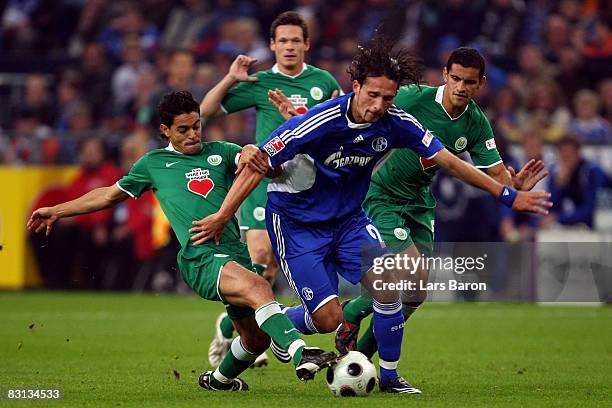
[353,135,364,143]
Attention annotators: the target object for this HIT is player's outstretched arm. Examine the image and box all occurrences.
[190,163,266,245]
[200,54,258,118]
[432,149,552,215]
[487,160,549,191]
[268,88,340,121]
[27,185,129,236]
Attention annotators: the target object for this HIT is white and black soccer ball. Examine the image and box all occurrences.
[326,351,377,397]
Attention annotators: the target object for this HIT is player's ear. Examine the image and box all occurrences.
[269,37,276,52]
[159,124,170,138]
[442,67,449,83]
[352,80,361,94]
[478,75,487,89]
[304,38,310,52]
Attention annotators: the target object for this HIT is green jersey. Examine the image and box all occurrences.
[117,141,242,251]
[371,84,502,202]
[221,63,342,144]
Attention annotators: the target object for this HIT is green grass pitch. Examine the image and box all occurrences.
[1,292,611,407]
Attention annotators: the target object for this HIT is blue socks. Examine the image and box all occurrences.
[373,300,404,385]
[282,305,318,335]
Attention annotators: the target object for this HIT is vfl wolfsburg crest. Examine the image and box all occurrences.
[394,228,408,241]
[207,155,222,166]
[455,137,467,151]
[253,207,266,222]
[310,86,323,101]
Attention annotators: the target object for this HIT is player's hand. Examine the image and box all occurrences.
[511,190,553,215]
[26,207,59,236]
[268,88,297,120]
[228,55,259,83]
[236,145,268,175]
[330,89,339,99]
[509,159,549,191]
[189,212,230,245]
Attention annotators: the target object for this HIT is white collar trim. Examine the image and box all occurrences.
[165,142,184,154]
[272,63,307,78]
[436,85,468,121]
[345,95,372,129]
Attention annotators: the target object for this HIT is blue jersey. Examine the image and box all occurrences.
[259,92,444,223]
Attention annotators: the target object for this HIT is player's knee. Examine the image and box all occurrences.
[312,308,343,333]
[244,275,274,305]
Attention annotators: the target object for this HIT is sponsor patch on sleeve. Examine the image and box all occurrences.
[263,136,286,156]
[485,138,497,150]
[422,130,433,147]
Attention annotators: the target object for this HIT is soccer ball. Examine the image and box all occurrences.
[326,351,377,397]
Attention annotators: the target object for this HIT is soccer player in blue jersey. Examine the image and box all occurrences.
[190,37,552,394]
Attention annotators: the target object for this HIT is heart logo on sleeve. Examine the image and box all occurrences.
[185,168,215,198]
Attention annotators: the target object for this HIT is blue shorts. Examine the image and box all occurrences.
[266,208,389,314]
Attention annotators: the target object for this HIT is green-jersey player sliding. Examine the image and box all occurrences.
[335,47,548,362]
[27,91,337,392]
[200,11,341,367]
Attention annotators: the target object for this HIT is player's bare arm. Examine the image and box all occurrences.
[268,88,340,121]
[236,144,269,175]
[27,185,128,236]
[432,149,552,215]
[200,55,259,118]
[487,160,549,191]
[190,165,266,245]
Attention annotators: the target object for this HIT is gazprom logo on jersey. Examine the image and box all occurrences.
[324,147,373,169]
[263,136,286,156]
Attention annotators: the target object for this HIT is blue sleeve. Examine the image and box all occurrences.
[259,102,341,168]
[387,107,444,159]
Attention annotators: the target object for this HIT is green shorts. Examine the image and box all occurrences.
[363,193,435,256]
[178,242,262,320]
[239,179,269,231]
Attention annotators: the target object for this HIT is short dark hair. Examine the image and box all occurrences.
[270,11,308,41]
[558,134,581,150]
[158,90,199,132]
[446,47,486,78]
[347,35,423,87]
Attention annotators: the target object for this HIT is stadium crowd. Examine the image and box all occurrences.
[2,0,611,290]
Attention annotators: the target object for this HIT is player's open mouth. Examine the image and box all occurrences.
[454,94,467,99]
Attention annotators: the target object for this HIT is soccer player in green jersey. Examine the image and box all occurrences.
[27,91,337,392]
[200,11,342,367]
[334,47,549,362]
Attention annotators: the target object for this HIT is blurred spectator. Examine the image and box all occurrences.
[138,49,201,128]
[519,79,571,142]
[98,1,160,60]
[30,137,122,289]
[161,0,211,50]
[19,74,56,127]
[476,0,525,68]
[542,13,572,63]
[598,78,612,123]
[78,42,113,123]
[544,135,608,229]
[105,136,154,290]
[554,46,591,102]
[569,89,611,144]
[54,70,85,135]
[111,37,155,111]
[489,86,521,142]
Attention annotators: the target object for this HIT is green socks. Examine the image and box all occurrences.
[255,302,305,366]
[343,294,374,324]
[220,314,234,339]
[210,337,256,389]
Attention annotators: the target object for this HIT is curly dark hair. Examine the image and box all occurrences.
[157,91,200,139]
[347,35,423,87]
